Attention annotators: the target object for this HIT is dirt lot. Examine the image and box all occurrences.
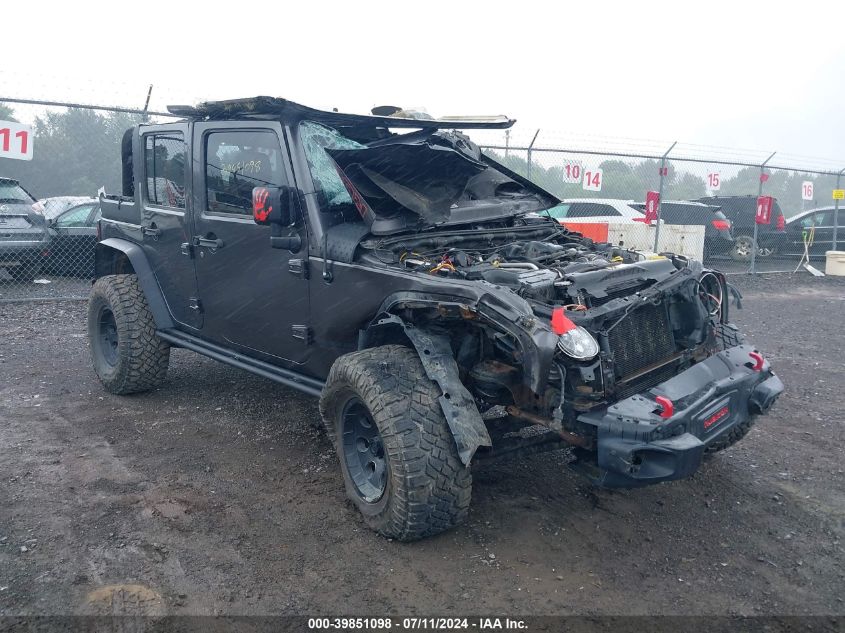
[0,275,843,617]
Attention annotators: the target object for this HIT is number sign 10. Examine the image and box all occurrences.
[0,121,33,161]
[561,162,582,184]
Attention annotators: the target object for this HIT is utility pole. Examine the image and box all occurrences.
[652,141,677,253]
[750,151,776,274]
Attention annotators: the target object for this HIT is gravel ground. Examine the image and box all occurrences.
[0,275,843,617]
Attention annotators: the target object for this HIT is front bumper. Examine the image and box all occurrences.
[576,345,783,488]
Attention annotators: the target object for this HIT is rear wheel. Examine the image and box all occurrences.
[88,274,170,394]
[320,345,472,541]
[730,236,755,262]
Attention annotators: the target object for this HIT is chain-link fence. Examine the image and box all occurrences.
[478,139,845,276]
[1,96,843,301]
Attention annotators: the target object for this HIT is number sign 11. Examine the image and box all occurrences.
[0,121,33,161]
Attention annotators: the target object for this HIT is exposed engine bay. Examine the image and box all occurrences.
[355,219,732,449]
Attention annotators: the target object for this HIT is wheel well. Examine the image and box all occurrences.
[94,244,135,278]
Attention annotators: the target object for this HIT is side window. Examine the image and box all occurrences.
[815,211,833,226]
[205,130,285,216]
[56,205,95,227]
[144,133,187,209]
[544,203,570,219]
[567,203,620,217]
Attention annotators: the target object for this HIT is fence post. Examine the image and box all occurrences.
[652,141,677,253]
[750,151,777,274]
[833,168,844,251]
[526,129,540,181]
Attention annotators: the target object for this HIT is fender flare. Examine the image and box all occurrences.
[363,313,491,465]
[95,238,174,330]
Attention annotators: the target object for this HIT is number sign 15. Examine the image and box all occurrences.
[707,173,721,190]
[582,169,603,192]
[0,121,33,161]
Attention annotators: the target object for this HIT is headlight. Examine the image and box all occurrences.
[557,326,600,360]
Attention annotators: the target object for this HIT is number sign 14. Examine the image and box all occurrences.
[582,169,603,192]
[0,120,33,161]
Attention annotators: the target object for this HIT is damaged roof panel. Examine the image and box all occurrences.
[167,96,516,129]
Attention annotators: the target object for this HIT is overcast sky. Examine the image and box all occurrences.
[4,0,844,168]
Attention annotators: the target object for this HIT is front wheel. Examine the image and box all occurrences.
[320,345,472,541]
[88,274,170,394]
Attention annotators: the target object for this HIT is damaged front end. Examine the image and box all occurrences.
[305,118,783,489]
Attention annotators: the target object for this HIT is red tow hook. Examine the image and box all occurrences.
[655,396,674,419]
[748,351,765,372]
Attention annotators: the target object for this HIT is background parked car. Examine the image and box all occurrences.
[696,195,787,261]
[40,196,96,221]
[43,198,101,277]
[541,198,645,224]
[780,207,844,258]
[629,200,733,258]
[0,177,49,282]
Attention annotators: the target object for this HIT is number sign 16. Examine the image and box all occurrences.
[582,169,603,192]
[707,173,721,190]
[0,121,33,161]
[801,181,814,201]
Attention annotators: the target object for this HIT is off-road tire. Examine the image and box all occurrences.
[715,323,744,350]
[88,274,170,395]
[319,345,472,541]
[705,417,756,456]
[707,323,753,455]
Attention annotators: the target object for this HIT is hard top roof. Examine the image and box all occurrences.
[166,96,515,130]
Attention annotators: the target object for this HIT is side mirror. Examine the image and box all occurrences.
[252,186,292,226]
[252,186,301,252]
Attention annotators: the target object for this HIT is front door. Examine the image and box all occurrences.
[191,122,309,365]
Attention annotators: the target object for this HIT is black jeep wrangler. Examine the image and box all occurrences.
[89,97,783,541]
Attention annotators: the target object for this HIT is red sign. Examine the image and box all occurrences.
[643,190,660,223]
[756,196,774,225]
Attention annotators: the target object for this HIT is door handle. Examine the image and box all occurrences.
[193,235,224,250]
[142,225,162,239]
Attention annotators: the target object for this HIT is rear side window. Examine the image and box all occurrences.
[205,130,286,216]
[144,133,187,209]
[566,203,621,217]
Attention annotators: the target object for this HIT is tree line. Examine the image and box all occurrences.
[0,104,143,199]
[490,150,840,217]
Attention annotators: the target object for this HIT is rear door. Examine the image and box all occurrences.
[138,124,202,329]
[191,122,310,365]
